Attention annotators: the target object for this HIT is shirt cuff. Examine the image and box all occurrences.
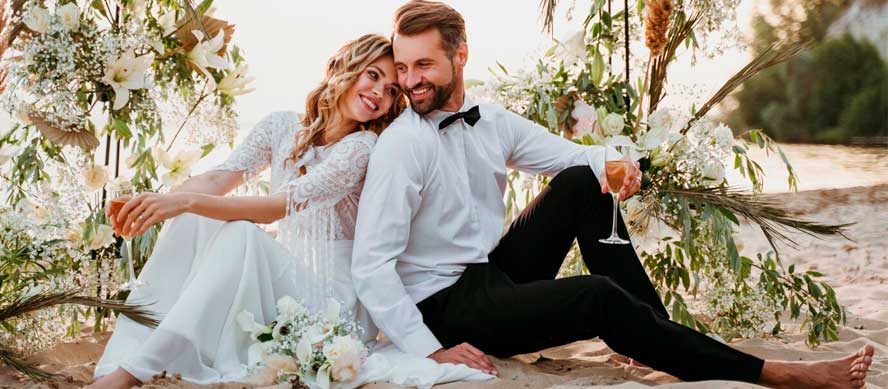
[399,324,444,357]
[586,144,620,181]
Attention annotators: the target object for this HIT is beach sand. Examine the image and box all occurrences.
[2,184,886,389]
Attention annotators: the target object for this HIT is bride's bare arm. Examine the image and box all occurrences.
[115,191,287,236]
[171,170,245,196]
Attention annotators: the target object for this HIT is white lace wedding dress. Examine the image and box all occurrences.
[94,112,492,388]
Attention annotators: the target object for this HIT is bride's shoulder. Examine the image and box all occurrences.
[255,111,303,134]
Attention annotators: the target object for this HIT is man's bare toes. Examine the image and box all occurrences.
[851,379,864,388]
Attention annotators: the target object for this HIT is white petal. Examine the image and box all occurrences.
[112,88,130,110]
[317,365,331,388]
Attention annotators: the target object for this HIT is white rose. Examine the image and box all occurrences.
[601,112,625,135]
[324,336,363,382]
[23,6,50,34]
[713,124,734,149]
[88,224,116,250]
[263,353,298,374]
[57,3,80,32]
[647,108,674,132]
[702,161,726,183]
[83,165,109,191]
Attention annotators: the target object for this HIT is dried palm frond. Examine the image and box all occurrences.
[0,345,56,379]
[174,14,234,54]
[0,289,160,328]
[663,186,852,253]
[679,38,813,134]
[644,0,673,57]
[29,114,100,150]
[539,0,559,34]
[0,289,160,378]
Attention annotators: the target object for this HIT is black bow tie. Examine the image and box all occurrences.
[438,105,481,130]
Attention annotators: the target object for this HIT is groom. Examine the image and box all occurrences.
[352,1,874,387]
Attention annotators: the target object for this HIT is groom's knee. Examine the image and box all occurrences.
[551,165,600,188]
[549,166,603,202]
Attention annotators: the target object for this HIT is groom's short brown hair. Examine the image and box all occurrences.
[394,0,466,57]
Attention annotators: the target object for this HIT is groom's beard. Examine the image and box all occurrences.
[407,69,459,115]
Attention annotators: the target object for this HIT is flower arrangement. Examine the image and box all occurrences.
[238,297,368,389]
[0,0,251,375]
[472,0,848,345]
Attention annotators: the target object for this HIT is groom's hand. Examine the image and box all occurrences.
[600,156,642,201]
[429,342,498,376]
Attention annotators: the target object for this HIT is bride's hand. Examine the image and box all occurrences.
[116,192,195,236]
[429,342,498,376]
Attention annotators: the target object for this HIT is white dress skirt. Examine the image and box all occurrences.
[94,213,370,383]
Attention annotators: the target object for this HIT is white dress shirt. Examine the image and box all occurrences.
[352,97,615,357]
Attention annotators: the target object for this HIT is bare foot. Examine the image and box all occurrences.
[759,344,875,389]
[85,368,141,389]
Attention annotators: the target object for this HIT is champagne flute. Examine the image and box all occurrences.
[107,186,149,291]
[599,146,631,245]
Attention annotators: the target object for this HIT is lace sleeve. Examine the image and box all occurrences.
[280,131,377,211]
[213,111,299,181]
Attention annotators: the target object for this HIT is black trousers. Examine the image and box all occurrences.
[416,166,764,383]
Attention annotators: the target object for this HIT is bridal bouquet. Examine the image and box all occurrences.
[238,296,368,388]
[471,0,847,345]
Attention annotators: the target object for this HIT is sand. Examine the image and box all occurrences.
[2,184,886,389]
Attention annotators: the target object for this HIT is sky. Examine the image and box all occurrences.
[0,0,758,170]
[210,0,756,128]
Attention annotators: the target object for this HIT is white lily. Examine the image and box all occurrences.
[276,295,303,318]
[0,145,20,166]
[296,336,313,364]
[187,30,229,89]
[23,6,50,34]
[88,224,116,250]
[323,298,341,323]
[606,135,644,161]
[235,311,271,340]
[317,365,331,389]
[157,12,177,35]
[159,149,201,187]
[101,49,155,110]
[57,3,80,32]
[557,30,586,66]
[217,63,255,96]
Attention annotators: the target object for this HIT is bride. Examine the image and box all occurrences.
[89,33,406,388]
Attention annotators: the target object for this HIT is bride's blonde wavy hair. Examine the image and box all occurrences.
[287,34,406,167]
